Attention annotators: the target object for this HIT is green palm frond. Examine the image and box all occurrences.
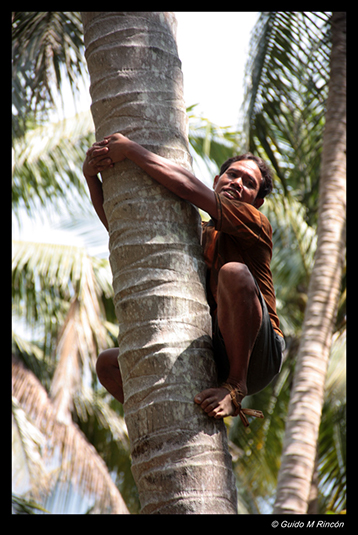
[52,209,110,258]
[263,193,317,336]
[325,330,346,400]
[229,355,294,513]
[72,388,140,513]
[316,330,346,513]
[187,105,242,181]
[243,12,331,223]
[12,329,45,382]
[12,237,127,511]
[12,12,86,136]
[12,239,112,323]
[230,328,346,514]
[12,396,50,499]
[233,11,346,514]
[12,357,129,514]
[12,112,94,217]
[12,239,84,333]
[49,297,102,423]
[12,330,44,364]
[12,493,50,514]
[12,239,116,392]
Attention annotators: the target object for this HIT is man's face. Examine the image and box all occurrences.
[213,160,264,208]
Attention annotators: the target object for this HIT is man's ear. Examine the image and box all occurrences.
[254,197,264,209]
[213,175,220,189]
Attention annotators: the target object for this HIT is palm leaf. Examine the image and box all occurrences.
[316,330,346,512]
[12,239,113,330]
[229,355,294,513]
[12,239,117,403]
[242,11,331,224]
[72,387,139,512]
[12,239,83,339]
[262,194,317,336]
[49,280,110,423]
[12,329,46,384]
[12,396,50,499]
[12,356,129,514]
[12,12,86,136]
[53,209,110,258]
[12,112,95,218]
[12,493,50,514]
[12,238,128,511]
[187,105,242,182]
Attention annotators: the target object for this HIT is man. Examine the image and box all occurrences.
[83,133,284,425]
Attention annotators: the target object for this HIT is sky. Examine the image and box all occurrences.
[175,12,258,126]
[13,12,259,248]
[51,11,259,129]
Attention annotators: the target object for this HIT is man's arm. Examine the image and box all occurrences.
[83,142,112,230]
[84,174,109,230]
[88,134,218,220]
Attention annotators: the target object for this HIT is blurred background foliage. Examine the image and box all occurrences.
[12,11,345,514]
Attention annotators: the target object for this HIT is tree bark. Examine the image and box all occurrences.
[273,12,346,514]
[81,12,237,514]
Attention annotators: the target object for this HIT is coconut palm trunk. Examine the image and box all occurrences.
[273,12,346,514]
[81,12,237,514]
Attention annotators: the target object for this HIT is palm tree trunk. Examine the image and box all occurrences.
[81,12,237,514]
[273,12,346,514]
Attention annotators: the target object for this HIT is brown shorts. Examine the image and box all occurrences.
[212,280,285,396]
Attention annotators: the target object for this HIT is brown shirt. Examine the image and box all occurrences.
[202,192,283,337]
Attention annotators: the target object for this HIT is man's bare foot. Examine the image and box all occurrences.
[194,387,242,419]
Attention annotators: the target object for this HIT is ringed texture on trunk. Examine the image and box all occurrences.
[82,12,238,514]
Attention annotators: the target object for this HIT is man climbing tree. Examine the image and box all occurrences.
[81,11,239,514]
[84,133,285,425]
[82,11,284,514]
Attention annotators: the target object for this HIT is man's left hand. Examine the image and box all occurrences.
[84,139,113,176]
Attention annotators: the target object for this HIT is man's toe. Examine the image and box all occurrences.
[194,388,214,405]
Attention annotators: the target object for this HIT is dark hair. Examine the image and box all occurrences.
[219,153,273,199]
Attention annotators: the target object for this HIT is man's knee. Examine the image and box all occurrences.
[96,348,119,378]
[96,352,107,379]
[218,262,256,295]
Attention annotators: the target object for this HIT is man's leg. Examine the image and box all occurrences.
[194,262,262,418]
[96,348,124,403]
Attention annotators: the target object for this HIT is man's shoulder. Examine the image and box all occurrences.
[217,193,270,225]
[214,193,272,246]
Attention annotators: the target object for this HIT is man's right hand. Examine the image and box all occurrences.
[83,139,114,177]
